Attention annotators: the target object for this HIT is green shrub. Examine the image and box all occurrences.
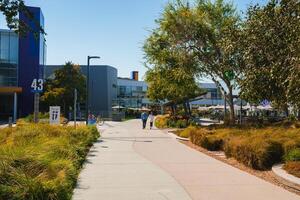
[178,126,197,138]
[155,115,189,129]
[0,123,99,200]
[285,148,300,162]
[175,119,188,128]
[167,118,177,128]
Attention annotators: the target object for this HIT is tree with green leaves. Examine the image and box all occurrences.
[239,0,300,114]
[41,62,86,117]
[144,0,242,123]
[0,0,45,34]
[145,65,203,116]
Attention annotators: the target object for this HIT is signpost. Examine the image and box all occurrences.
[31,79,44,123]
[49,106,60,125]
[74,89,77,128]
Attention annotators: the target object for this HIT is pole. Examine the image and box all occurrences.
[224,91,227,119]
[33,93,39,123]
[240,99,243,125]
[85,56,100,125]
[13,92,17,123]
[74,89,77,128]
[86,57,90,125]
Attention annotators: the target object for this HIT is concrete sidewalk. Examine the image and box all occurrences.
[72,121,191,200]
[73,120,300,200]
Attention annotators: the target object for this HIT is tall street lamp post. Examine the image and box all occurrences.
[86,56,100,125]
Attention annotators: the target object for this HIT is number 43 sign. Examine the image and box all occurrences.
[31,79,44,93]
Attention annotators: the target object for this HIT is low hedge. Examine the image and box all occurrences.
[0,123,99,200]
[188,125,300,171]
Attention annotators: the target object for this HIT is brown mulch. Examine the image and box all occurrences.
[180,140,300,196]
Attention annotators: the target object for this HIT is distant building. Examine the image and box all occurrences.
[190,83,224,107]
[115,74,150,108]
[115,72,224,109]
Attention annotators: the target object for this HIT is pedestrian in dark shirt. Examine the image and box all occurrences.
[141,112,148,129]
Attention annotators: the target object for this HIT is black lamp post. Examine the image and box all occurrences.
[86,56,100,125]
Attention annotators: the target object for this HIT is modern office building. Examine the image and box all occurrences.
[44,65,118,118]
[0,6,46,120]
[115,75,150,108]
[190,83,224,107]
[115,75,224,108]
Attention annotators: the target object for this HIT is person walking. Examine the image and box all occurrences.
[141,111,148,129]
[149,112,154,129]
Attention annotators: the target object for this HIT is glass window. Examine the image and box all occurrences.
[118,86,126,97]
[0,32,9,62]
[0,63,17,86]
[136,86,143,92]
[9,33,18,64]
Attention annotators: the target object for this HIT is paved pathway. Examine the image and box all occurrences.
[73,120,300,200]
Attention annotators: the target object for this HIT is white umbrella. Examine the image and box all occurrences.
[141,107,151,111]
[128,107,140,111]
[198,107,210,111]
[257,105,273,110]
[112,105,125,109]
[209,105,225,110]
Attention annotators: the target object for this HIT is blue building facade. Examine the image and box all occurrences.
[0,6,46,120]
[18,6,46,116]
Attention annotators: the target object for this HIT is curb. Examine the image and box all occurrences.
[167,130,189,141]
[272,164,300,185]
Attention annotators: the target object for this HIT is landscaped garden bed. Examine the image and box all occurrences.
[180,124,300,170]
[155,115,191,129]
[0,122,99,200]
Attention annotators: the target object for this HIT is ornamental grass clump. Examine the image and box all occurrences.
[188,125,300,171]
[224,136,283,170]
[190,128,225,151]
[154,115,169,128]
[283,162,300,178]
[0,123,99,200]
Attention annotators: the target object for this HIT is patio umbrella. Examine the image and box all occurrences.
[141,107,151,111]
[112,105,125,109]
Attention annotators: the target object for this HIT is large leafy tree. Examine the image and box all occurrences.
[145,65,203,115]
[239,0,300,113]
[144,0,242,123]
[41,62,86,117]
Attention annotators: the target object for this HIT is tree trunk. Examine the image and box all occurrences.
[183,102,188,116]
[187,101,192,116]
[170,105,175,116]
[228,87,235,124]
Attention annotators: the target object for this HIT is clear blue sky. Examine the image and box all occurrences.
[0,0,266,79]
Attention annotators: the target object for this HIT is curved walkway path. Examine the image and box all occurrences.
[73,120,300,200]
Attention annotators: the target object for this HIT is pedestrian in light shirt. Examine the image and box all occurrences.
[149,112,154,130]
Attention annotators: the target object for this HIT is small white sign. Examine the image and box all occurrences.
[49,106,60,125]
